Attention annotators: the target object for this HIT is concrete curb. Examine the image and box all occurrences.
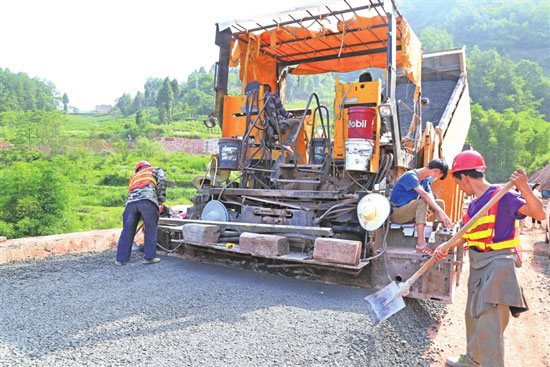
[0,229,143,265]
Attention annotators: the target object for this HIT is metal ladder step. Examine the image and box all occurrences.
[243,167,275,173]
[295,169,323,174]
[271,178,321,184]
[279,163,323,169]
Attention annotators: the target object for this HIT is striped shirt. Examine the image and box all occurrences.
[265,92,290,130]
[126,167,166,207]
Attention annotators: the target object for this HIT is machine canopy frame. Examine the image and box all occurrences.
[217,0,422,87]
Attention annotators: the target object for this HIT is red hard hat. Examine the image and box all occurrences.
[135,160,151,172]
[450,150,486,173]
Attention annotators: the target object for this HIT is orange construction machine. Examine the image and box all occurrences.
[159,0,472,303]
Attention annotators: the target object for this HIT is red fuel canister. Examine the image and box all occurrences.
[347,106,375,140]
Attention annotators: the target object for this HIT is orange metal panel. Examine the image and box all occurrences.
[432,178,464,223]
[334,79,381,172]
[222,95,250,138]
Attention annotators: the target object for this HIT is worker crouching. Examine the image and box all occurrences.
[115,160,167,265]
[434,150,545,367]
[389,159,453,256]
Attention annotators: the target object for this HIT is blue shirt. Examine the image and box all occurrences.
[389,170,431,209]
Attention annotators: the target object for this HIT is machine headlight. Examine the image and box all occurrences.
[378,103,392,118]
[203,115,218,129]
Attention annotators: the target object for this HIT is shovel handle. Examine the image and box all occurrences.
[401,180,514,293]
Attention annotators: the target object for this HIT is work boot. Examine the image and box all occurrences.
[143,257,160,264]
[446,354,479,367]
[114,260,125,266]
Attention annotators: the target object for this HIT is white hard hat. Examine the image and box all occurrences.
[357,193,391,231]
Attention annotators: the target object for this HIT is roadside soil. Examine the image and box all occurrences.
[426,228,550,366]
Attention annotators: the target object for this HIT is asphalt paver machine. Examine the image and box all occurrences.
[159,0,472,303]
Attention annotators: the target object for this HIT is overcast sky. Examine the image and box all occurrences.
[1,0,304,111]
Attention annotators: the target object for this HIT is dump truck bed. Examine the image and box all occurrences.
[397,48,470,138]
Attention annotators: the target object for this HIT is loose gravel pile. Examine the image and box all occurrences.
[396,80,458,136]
[1,250,446,366]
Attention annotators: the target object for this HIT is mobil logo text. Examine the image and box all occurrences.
[348,119,369,128]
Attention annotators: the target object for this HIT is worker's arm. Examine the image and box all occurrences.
[413,186,453,228]
[512,168,545,221]
[434,237,466,262]
[272,94,291,119]
[155,168,167,205]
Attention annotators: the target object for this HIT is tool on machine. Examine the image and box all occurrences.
[365,181,514,326]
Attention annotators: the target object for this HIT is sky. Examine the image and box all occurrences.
[1,0,305,111]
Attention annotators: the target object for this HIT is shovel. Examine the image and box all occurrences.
[132,222,145,251]
[365,181,514,326]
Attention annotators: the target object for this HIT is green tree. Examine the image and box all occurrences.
[0,68,56,112]
[135,110,144,126]
[143,78,162,108]
[7,111,67,152]
[182,89,214,116]
[419,27,454,52]
[113,139,131,161]
[131,91,143,114]
[0,160,67,238]
[156,77,174,123]
[170,79,180,106]
[515,59,550,119]
[468,104,550,182]
[446,2,550,60]
[134,136,165,161]
[116,93,132,115]
[468,47,540,114]
[62,93,69,111]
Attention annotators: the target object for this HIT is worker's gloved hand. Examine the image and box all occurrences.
[433,242,449,262]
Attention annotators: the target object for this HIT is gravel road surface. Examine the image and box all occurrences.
[1,250,445,366]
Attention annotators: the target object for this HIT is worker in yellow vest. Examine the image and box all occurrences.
[115,160,167,265]
[434,150,545,367]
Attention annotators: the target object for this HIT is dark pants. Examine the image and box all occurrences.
[282,118,300,146]
[116,200,159,262]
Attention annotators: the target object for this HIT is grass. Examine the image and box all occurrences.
[156,120,221,139]
[64,111,221,141]
[70,205,123,231]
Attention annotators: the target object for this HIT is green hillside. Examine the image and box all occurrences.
[1,0,549,239]
[0,109,214,239]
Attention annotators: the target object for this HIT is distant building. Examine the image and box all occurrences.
[95,105,113,114]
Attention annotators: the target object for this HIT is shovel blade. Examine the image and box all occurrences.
[365,281,406,326]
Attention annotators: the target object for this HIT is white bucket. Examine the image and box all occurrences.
[345,138,373,172]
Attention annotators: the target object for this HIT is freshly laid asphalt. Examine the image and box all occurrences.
[0,250,445,366]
